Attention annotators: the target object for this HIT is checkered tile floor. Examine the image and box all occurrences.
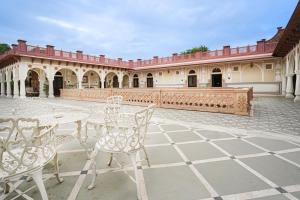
[1,96,300,200]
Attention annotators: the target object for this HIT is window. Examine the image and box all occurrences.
[176,71,180,75]
[212,68,221,73]
[233,66,239,71]
[159,72,162,76]
[265,64,273,70]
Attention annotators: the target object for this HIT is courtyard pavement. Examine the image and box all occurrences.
[0,96,300,200]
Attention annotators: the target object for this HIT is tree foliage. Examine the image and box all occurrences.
[181,45,209,54]
[0,43,11,54]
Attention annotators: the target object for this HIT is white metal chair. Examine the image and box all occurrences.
[88,104,155,199]
[0,118,58,200]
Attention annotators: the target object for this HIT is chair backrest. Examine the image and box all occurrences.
[0,118,57,177]
[134,104,155,144]
[106,96,123,105]
[102,104,155,152]
[104,96,123,124]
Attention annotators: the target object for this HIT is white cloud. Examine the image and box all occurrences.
[36,16,88,33]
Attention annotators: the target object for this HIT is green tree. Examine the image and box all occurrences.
[181,45,209,54]
[0,43,11,54]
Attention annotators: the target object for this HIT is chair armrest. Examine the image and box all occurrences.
[35,123,58,138]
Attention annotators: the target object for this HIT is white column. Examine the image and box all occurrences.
[6,73,12,98]
[39,76,46,98]
[129,77,133,88]
[48,78,54,98]
[119,76,123,89]
[13,80,19,98]
[281,75,286,95]
[101,74,105,89]
[0,82,4,96]
[19,78,26,98]
[294,73,300,102]
[286,74,294,98]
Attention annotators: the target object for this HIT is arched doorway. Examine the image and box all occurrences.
[82,70,101,89]
[54,71,63,96]
[25,70,40,97]
[4,73,7,95]
[105,72,119,88]
[147,73,153,88]
[53,68,78,96]
[10,71,13,96]
[188,70,197,87]
[133,74,139,88]
[211,68,222,87]
[122,75,129,88]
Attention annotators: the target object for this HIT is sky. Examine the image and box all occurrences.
[0,0,298,60]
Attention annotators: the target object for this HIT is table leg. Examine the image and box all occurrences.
[54,153,64,183]
[75,120,90,159]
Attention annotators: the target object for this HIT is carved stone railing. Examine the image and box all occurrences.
[60,88,253,116]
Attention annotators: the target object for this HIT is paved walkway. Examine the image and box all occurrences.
[1,96,300,200]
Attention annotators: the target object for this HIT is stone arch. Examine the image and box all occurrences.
[82,70,101,88]
[122,74,129,88]
[53,68,78,96]
[188,70,197,87]
[211,67,222,87]
[133,74,139,88]
[146,73,153,88]
[212,68,221,73]
[105,72,118,88]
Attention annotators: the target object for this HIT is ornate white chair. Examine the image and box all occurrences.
[0,118,58,200]
[88,104,155,199]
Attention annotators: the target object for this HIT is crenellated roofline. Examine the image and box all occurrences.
[0,28,282,70]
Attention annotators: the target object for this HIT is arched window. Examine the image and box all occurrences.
[211,68,222,87]
[133,74,139,88]
[189,70,196,74]
[188,70,197,87]
[212,68,221,73]
[147,73,153,88]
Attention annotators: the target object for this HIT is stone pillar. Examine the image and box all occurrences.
[281,75,286,95]
[101,80,105,89]
[19,78,26,98]
[78,80,82,89]
[286,74,294,98]
[0,82,4,96]
[39,78,46,98]
[48,78,54,98]
[129,76,133,88]
[13,80,19,98]
[119,76,123,89]
[294,73,300,102]
[6,73,11,98]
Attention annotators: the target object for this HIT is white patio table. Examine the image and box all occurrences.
[0,111,90,183]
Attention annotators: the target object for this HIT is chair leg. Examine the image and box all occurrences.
[129,153,141,200]
[32,169,49,200]
[107,153,113,166]
[88,148,99,190]
[54,153,64,183]
[142,147,150,167]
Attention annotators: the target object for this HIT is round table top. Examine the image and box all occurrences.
[0,112,90,127]
[37,112,90,126]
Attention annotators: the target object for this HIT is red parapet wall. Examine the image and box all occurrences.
[0,39,277,69]
[60,88,253,116]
